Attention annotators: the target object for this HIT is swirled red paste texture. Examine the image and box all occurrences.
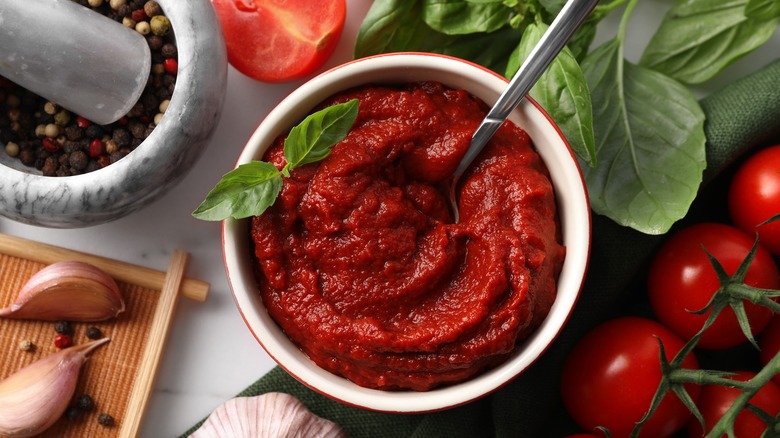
[251,82,565,391]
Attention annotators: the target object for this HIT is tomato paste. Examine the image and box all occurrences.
[251,82,565,391]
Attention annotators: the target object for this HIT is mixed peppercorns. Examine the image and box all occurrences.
[0,0,177,176]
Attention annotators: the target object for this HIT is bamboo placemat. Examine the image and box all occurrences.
[0,233,209,438]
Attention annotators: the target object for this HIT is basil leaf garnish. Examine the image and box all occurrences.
[193,99,360,221]
[282,99,359,176]
[192,161,283,220]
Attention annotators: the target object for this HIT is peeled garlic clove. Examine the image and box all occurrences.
[0,260,125,321]
[0,338,110,438]
[190,392,346,438]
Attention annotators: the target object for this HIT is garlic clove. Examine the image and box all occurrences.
[0,338,110,438]
[190,392,346,438]
[0,260,125,321]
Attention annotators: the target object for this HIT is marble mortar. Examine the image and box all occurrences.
[0,0,227,228]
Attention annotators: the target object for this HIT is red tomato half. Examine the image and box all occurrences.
[561,317,700,438]
[648,223,779,349]
[729,144,780,256]
[211,0,346,82]
[758,316,780,386]
[686,370,780,438]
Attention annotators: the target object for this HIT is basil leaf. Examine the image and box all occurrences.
[432,26,523,73]
[422,0,513,34]
[538,0,568,15]
[582,38,706,234]
[283,99,359,175]
[354,0,434,57]
[192,161,283,221]
[639,0,780,84]
[745,0,780,19]
[506,22,597,167]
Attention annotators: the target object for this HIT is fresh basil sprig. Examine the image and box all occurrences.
[640,0,780,84]
[192,99,359,221]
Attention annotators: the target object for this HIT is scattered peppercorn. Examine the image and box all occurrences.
[97,413,115,427]
[55,320,74,335]
[54,333,73,349]
[65,405,82,421]
[18,339,35,352]
[77,394,96,412]
[86,326,104,339]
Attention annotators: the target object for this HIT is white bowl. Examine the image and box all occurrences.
[0,0,227,228]
[223,53,591,413]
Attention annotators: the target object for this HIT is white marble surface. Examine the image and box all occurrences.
[0,0,778,436]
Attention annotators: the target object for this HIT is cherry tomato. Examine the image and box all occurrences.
[561,317,700,438]
[758,316,780,386]
[211,0,346,82]
[686,370,780,438]
[728,144,780,256]
[647,223,779,349]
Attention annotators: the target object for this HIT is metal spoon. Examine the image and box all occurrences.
[447,0,599,222]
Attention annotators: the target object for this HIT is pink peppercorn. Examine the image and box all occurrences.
[77,116,92,128]
[54,334,72,349]
[42,138,60,152]
[163,58,178,75]
[89,139,105,157]
[131,9,148,21]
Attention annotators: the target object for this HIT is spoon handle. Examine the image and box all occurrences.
[452,0,599,180]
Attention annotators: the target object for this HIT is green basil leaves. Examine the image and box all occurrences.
[640,0,780,84]
[192,99,359,221]
[354,0,777,234]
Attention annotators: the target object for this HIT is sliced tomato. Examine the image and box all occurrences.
[211,0,346,82]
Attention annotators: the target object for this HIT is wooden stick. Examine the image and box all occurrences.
[0,232,208,302]
[120,249,189,438]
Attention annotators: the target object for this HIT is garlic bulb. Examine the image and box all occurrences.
[0,260,125,321]
[190,392,346,438]
[0,338,110,438]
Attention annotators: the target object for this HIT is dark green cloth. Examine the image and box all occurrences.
[182,58,780,438]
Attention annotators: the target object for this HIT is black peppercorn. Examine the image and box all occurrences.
[112,128,131,147]
[84,124,104,139]
[160,42,177,58]
[64,125,84,141]
[86,326,104,339]
[77,394,96,412]
[54,320,74,335]
[97,413,115,427]
[65,405,82,421]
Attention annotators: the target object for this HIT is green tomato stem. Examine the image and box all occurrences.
[704,349,780,437]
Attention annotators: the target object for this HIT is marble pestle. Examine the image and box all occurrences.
[0,0,151,125]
